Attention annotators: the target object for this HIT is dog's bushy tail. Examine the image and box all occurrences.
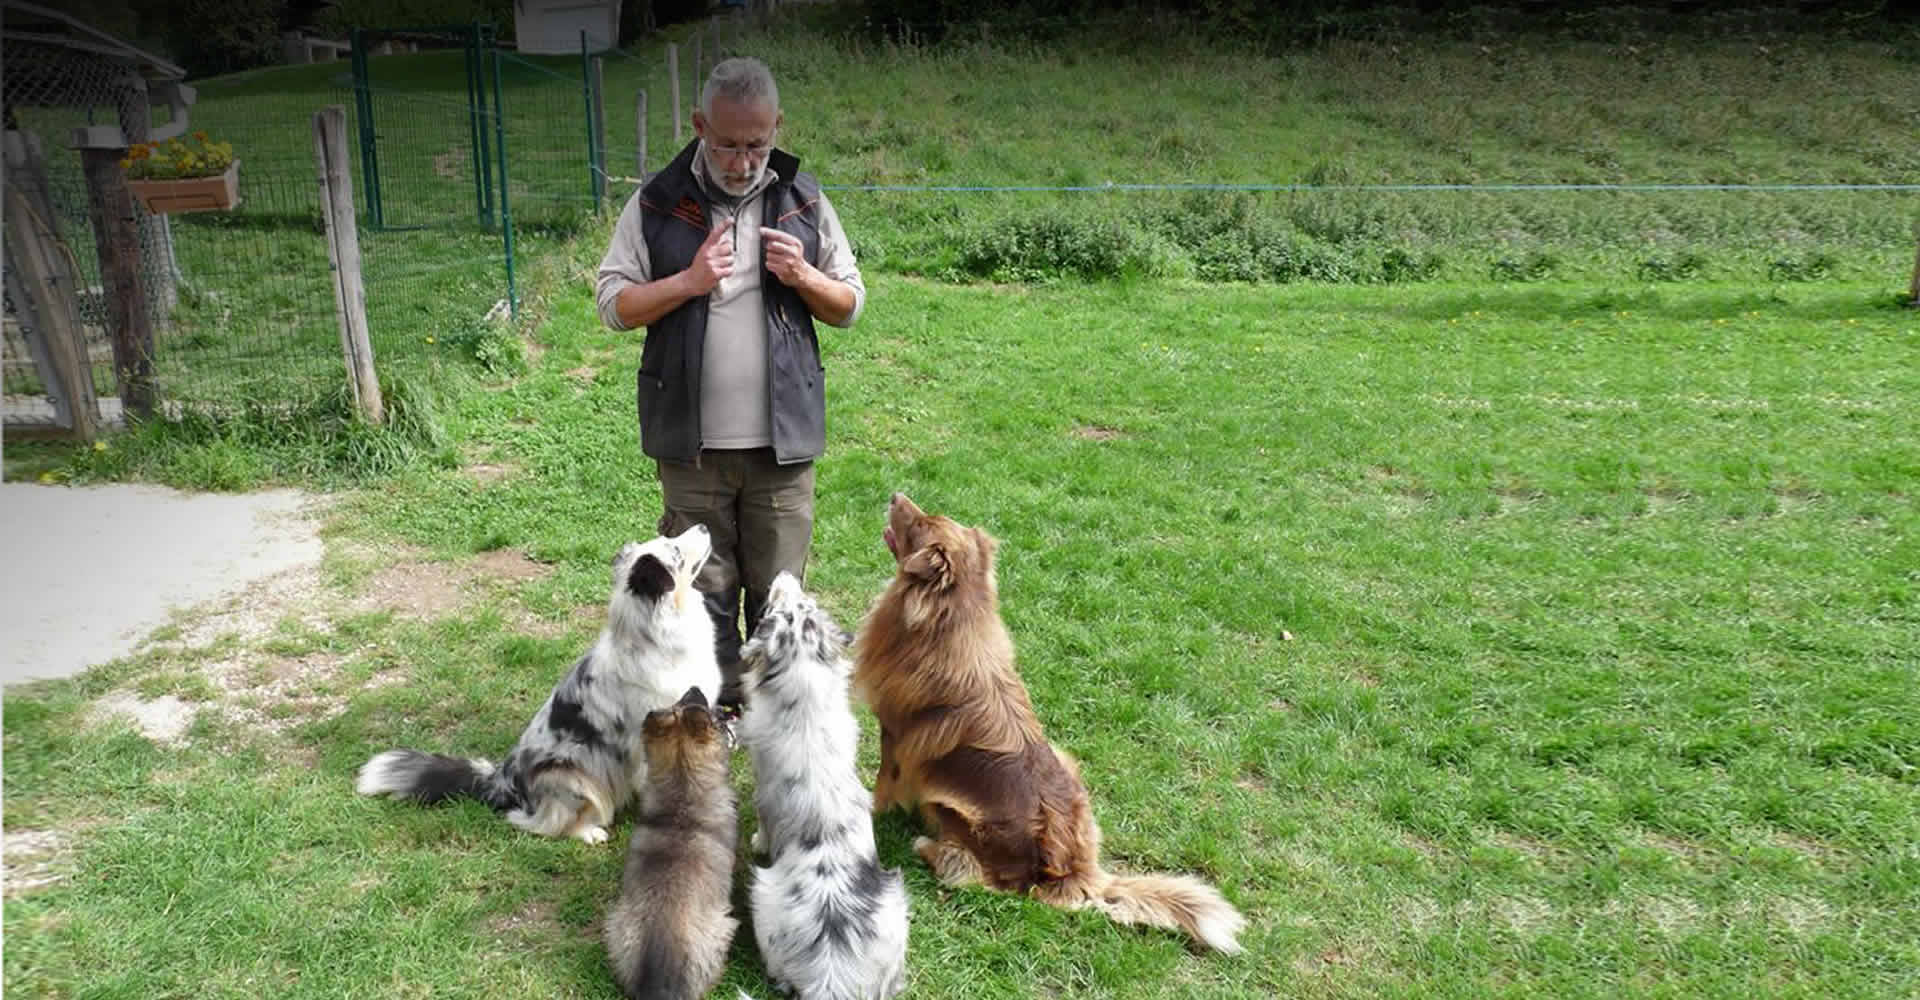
[354,749,519,812]
[1081,870,1246,954]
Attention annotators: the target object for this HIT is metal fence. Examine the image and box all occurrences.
[2,29,179,429]
[2,18,614,437]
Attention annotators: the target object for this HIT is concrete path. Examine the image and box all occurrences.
[0,482,323,686]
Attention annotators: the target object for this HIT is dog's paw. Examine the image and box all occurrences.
[911,836,935,855]
[576,825,610,845]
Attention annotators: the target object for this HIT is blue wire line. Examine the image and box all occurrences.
[818,182,1920,193]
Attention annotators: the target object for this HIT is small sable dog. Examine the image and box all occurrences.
[604,686,740,1000]
[853,494,1245,953]
[738,572,910,1000]
[355,526,722,844]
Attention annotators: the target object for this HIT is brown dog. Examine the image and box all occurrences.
[852,493,1245,953]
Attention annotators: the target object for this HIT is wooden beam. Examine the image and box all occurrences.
[79,145,155,419]
[312,106,384,424]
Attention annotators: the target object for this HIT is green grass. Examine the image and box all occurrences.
[7,19,1920,998]
[8,273,1919,998]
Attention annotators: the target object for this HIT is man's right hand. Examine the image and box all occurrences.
[682,222,734,295]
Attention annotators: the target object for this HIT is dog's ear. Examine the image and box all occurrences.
[626,552,674,601]
[677,685,708,709]
[901,541,952,588]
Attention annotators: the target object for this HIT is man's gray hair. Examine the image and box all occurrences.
[701,57,779,116]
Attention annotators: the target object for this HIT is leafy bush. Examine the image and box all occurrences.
[1490,250,1561,281]
[146,0,281,77]
[1379,247,1445,283]
[441,315,528,376]
[1767,251,1837,282]
[1635,250,1710,282]
[957,213,1156,282]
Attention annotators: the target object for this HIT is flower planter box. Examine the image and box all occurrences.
[126,160,241,214]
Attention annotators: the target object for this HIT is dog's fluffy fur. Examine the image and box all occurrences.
[604,686,740,1000]
[738,572,910,1000]
[852,494,1246,954]
[355,526,723,844]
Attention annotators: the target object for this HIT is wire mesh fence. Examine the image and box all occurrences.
[2,32,180,424]
[3,18,619,435]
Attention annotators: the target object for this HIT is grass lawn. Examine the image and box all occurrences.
[6,15,1920,999]
[7,272,1918,997]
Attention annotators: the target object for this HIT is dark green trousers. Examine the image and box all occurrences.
[654,447,815,703]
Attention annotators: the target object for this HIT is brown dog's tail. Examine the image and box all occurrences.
[1043,868,1246,954]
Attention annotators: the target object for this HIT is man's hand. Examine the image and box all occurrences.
[762,227,816,288]
[682,222,734,295]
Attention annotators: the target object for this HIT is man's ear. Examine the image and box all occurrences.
[901,542,951,589]
[691,109,707,137]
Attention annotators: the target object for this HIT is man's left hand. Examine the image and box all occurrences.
[762,227,815,288]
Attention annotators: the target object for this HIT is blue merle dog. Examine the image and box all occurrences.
[738,571,910,999]
[355,525,722,844]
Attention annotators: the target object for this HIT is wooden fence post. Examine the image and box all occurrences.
[636,88,648,177]
[112,74,177,318]
[79,146,155,419]
[591,55,607,205]
[1909,220,1919,307]
[667,42,681,147]
[312,105,384,425]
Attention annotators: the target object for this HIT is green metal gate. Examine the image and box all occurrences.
[344,22,608,318]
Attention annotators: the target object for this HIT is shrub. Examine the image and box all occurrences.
[1635,250,1709,282]
[1490,250,1560,282]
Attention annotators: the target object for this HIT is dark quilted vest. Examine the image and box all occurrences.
[636,140,826,464]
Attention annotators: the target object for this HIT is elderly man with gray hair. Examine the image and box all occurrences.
[596,56,865,708]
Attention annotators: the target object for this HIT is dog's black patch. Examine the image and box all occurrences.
[548,693,604,748]
[676,686,708,709]
[816,862,883,946]
[626,552,674,601]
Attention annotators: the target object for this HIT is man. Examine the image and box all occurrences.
[596,56,865,707]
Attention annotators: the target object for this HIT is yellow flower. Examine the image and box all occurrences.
[38,471,54,483]
[93,440,108,453]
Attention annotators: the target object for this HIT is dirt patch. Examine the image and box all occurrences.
[91,691,197,746]
[4,829,75,897]
[349,560,469,620]
[431,149,465,179]
[1070,425,1122,442]
[466,462,519,486]
[488,899,570,939]
[473,549,554,583]
[91,542,565,748]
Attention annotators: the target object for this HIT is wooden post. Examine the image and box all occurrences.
[80,146,155,419]
[692,31,703,106]
[4,136,98,440]
[591,56,607,205]
[667,42,681,146]
[112,74,177,318]
[1909,220,1920,307]
[312,106,384,424]
[636,88,648,177]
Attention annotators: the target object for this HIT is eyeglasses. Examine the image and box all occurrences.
[706,135,775,160]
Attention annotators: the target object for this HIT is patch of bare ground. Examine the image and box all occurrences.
[92,543,564,747]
